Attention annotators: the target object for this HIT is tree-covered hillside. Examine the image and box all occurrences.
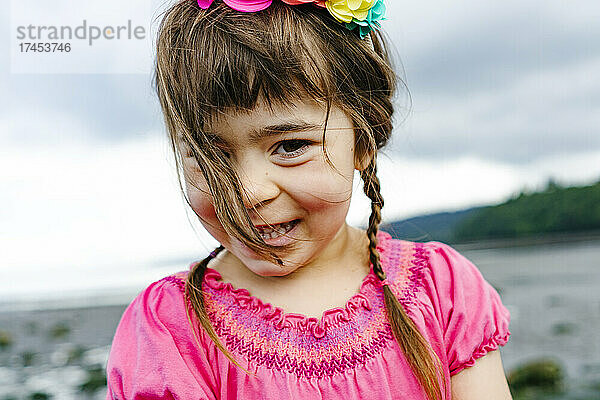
[382,178,600,244]
[453,179,600,242]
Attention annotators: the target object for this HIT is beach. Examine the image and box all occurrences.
[1,238,600,399]
[0,303,127,399]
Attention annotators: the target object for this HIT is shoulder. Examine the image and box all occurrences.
[376,232,456,307]
[113,267,202,343]
[378,232,511,376]
[155,269,191,295]
[377,231,510,327]
[106,265,207,369]
[135,269,190,309]
[377,230,473,271]
[377,231,489,300]
[106,266,220,399]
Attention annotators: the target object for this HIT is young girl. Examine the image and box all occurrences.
[106,0,512,399]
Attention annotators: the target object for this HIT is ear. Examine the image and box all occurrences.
[354,149,373,172]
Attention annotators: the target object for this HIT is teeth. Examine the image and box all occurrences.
[257,221,296,240]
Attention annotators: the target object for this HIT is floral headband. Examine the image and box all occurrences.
[197,0,386,39]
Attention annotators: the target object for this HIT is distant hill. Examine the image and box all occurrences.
[380,178,600,245]
[453,178,600,242]
[380,208,481,243]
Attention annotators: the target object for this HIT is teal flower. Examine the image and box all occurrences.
[345,0,386,39]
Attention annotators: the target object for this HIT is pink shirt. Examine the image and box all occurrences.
[106,231,511,399]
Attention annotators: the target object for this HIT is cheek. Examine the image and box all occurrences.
[187,188,216,219]
[289,161,355,212]
[187,185,233,243]
[185,173,219,222]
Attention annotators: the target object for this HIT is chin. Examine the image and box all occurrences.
[246,260,298,277]
[230,239,304,275]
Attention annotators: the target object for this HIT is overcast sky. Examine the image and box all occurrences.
[1,0,599,299]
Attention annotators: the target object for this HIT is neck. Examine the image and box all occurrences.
[220,224,370,289]
[274,223,367,283]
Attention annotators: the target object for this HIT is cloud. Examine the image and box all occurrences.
[1,74,161,143]
[1,0,159,143]
[388,0,600,95]
[0,129,206,267]
[389,55,600,164]
[380,0,600,164]
[1,0,598,167]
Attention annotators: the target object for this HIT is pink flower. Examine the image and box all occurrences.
[224,0,273,12]
[197,0,214,9]
[198,0,326,12]
[197,0,273,12]
[281,0,326,7]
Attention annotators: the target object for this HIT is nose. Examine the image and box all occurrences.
[236,157,280,210]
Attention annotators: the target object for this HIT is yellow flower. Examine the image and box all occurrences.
[325,0,376,24]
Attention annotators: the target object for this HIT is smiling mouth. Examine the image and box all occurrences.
[255,219,300,240]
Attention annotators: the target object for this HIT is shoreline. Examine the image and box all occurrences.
[0,292,139,313]
[451,230,600,251]
[4,231,600,313]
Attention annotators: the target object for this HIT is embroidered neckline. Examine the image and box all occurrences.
[200,231,392,339]
[163,234,431,378]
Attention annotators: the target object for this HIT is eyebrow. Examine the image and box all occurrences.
[201,121,323,146]
[248,121,323,143]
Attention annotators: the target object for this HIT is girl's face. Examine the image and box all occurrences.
[182,97,364,277]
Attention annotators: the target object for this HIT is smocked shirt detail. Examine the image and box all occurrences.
[106,231,511,400]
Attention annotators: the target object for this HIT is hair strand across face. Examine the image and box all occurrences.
[154,1,444,398]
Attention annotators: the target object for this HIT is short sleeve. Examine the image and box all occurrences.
[424,242,511,376]
[105,278,218,400]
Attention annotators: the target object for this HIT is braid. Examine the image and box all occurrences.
[360,157,446,400]
[184,245,256,376]
[360,159,385,281]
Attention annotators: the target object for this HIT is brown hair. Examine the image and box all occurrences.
[153,1,446,399]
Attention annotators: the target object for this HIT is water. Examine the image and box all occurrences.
[459,239,600,396]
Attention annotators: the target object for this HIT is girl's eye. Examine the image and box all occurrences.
[217,147,231,158]
[272,139,311,158]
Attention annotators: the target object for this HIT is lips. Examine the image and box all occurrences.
[254,219,298,231]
